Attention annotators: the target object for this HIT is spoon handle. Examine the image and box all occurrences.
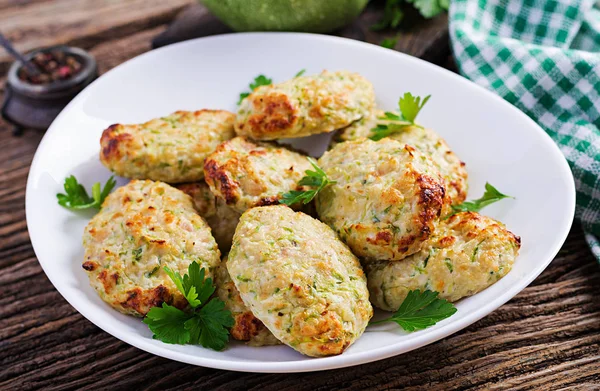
[0,33,40,76]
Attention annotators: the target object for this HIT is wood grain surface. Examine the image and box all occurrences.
[1,1,599,390]
[0,0,192,74]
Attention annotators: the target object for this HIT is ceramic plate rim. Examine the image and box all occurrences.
[26,32,576,373]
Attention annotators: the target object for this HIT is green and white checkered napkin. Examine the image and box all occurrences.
[449,0,600,261]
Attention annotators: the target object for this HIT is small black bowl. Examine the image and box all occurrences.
[1,45,97,135]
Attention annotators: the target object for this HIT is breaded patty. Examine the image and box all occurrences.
[333,109,468,209]
[228,205,373,357]
[316,138,446,261]
[204,136,313,213]
[365,212,521,311]
[235,70,375,140]
[214,260,281,346]
[100,110,235,183]
[176,182,241,252]
[82,180,221,316]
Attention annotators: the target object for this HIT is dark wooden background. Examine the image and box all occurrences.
[1,1,599,389]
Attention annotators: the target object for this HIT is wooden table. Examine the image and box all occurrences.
[1,2,599,389]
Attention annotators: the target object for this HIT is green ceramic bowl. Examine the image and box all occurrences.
[201,0,369,33]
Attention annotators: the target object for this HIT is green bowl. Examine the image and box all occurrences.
[202,0,369,33]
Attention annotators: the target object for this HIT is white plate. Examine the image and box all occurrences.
[26,33,576,373]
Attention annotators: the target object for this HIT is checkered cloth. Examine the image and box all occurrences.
[449,0,600,261]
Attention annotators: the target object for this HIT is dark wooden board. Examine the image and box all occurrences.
[0,0,192,74]
[1,2,599,390]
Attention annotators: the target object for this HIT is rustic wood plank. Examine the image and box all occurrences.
[0,6,599,390]
[0,0,50,12]
[336,5,450,64]
[0,0,191,74]
[151,3,232,49]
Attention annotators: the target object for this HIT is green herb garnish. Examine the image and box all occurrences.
[238,74,273,105]
[370,289,457,331]
[380,37,398,49]
[372,0,404,31]
[398,92,431,124]
[370,92,430,141]
[238,70,306,104]
[451,183,512,215]
[407,0,449,19]
[370,122,409,141]
[143,262,234,351]
[372,0,448,30]
[57,175,116,211]
[280,157,336,206]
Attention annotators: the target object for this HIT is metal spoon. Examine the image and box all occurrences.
[0,33,41,76]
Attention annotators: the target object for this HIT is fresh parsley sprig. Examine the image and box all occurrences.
[372,0,404,31]
[370,289,457,331]
[372,0,448,30]
[408,0,449,19]
[380,37,398,49]
[370,92,430,141]
[143,262,234,351]
[163,262,214,308]
[398,92,430,124]
[280,157,336,206]
[370,122,411,141]
[238,74,273,105]
[56,175,116,211]
[237,70,308,105]
[451,183,512,215]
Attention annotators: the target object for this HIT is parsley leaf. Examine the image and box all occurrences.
[369,92,430,141]
[280,190,311,205]
[280,157,336,206]
[237,70,306,104]
[143,303,193,344]
[191,298,235,350]
[372,0,447,29]
[162,266,186,300]
[398,92,431,123]
[370,290,457,331]
[371,0,404,31]
[57,175,116,211]
[238,74,273,105]
[382,112,402,121]
[189,263,215,306]
[144,262,233,351]
[249,75,272,91]
[451,183,512,214]
[380,37,398,49]
[280,189,317,206]
[163,262,214,309]
[370,122,411,141]
[406,0,449,18]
